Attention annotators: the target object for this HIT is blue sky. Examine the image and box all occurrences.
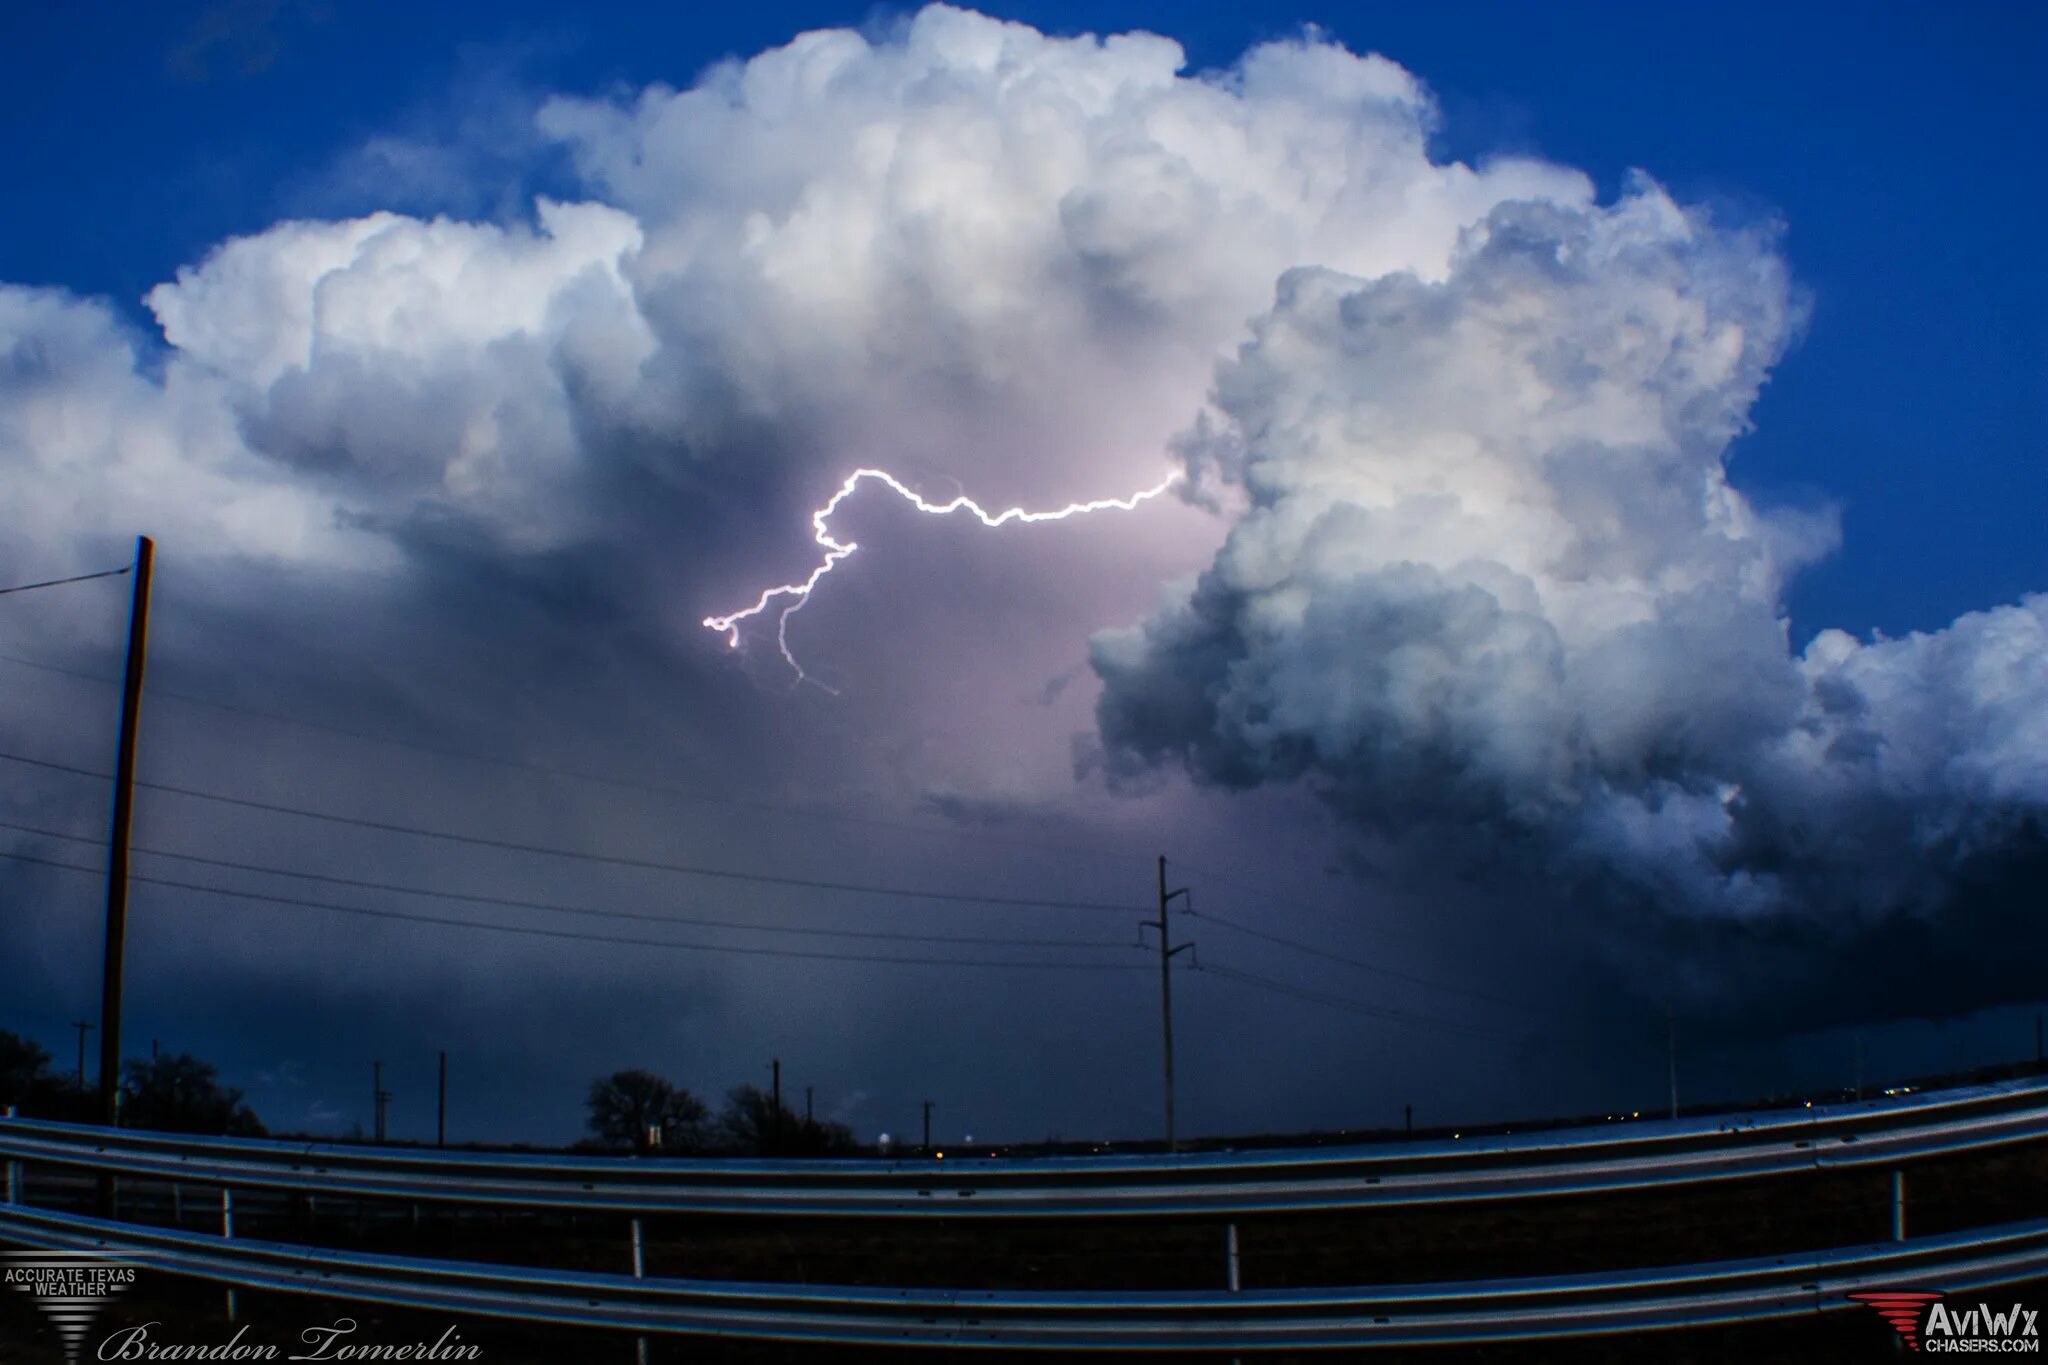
[3,1,2041,642]
[2,3,2045,1144]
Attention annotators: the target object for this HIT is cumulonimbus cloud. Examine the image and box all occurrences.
[1089,176,2048,1006]
[1,7,2040,1019]
[3,6,1592,588]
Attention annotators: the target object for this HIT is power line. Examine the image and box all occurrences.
[1201,961,1522,1044]
[1197,961,1526,1046]
[0,748,1143,913]
[0,815,1511,1035]
[0,754,1553,1017]
[1187,905,1534,1011]
[1172,853,1566,1014]
[0,649,1136,867]
[1171,852,1465,955]
[0,566,130,597]
[0,662,1539,1017]
[0,648,1553,989]
[0,849,1157,971]
[0,815,1138,951]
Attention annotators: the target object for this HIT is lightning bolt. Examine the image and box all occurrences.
[704,466,1181,684]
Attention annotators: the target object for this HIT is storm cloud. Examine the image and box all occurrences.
[5,6,1593,589]
[0,4,1612,808]
[3,6,2042,1140]
[1091,180,2048,1016]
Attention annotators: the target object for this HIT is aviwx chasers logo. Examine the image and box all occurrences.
[3,1251,138,1365]
[1850,1290,2040,1353]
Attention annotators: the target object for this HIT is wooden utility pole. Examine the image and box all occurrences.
[98,534,153,1126]
[922,1099,933,1154]
[372,1061,390,1143]
[1149,857,1194,1153]
[437,1051,448,1148]
[771,1058,782,1154]
[1666,1016,1679,1120]
[71,1021,93,1092]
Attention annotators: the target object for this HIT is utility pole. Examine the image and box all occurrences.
[372,1061,390,1143]
[98,534,154,1127]
[71,1021,93,1091]
[1148,856,1194,1153]
[1666,1015,1679,1120]
[437,1051,447,1149]
[922,1099,933,1154]
[771,1058,782,1154]
[805,1085,814,1128]
[1404,1104,1413,1136]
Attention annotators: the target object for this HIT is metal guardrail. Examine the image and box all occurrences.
[2,1078,2045,1217]
[2,1200,2043,1350]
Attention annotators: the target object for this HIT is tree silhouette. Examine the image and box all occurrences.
[120,1052,264,1134]
[585,1069,708,1152]
[0,1029,93,1120]
[0,1030,52,1110]
[717,1084,859,1156]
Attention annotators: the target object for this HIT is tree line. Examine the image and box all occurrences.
[4,1030,861,1155]
[583,1069,859,1156]
[0,1029,263,1134]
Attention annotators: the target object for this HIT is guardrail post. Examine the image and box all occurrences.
[3,1104,16,1205]
[171,1182,182,1225]
[1226,1222,1242,1365]
[631,1217,647,1365]
[222,1187,237,1322]
[1890,1169,1906,1241]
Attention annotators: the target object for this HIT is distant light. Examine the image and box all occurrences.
[964,1133,973,1143]
[1804,1101,1813,1108]
[936,1151,944,1159]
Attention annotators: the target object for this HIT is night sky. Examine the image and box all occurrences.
[1,2,2043,1147]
